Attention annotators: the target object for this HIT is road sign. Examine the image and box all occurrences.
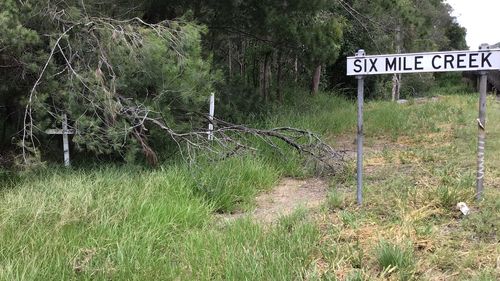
[347,49,500,76]
[348,45,492,205]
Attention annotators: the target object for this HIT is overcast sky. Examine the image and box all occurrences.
[445,0,500,49]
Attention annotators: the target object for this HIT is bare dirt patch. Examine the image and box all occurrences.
[219,177,329,224]
[219,124,447,225]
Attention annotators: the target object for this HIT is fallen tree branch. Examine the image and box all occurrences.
[120,103,346,173]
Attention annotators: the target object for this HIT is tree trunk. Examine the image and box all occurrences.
[253,58,258,88]
[1,117,7,145]
[392,73,401,101]
[228,39,232,78]
[259,58,265,98]
[265,52,272,101]
[294,55,298,83]
[276,51,283,102]
[311,64,321,95]
[240,39,245,77]
[261,53,271,102]
[392,25,402,101]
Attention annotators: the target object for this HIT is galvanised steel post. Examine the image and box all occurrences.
[476,44,489,201]
[356,49,366,205]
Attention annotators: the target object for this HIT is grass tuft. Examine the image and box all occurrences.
[326,189,344,210]
[375,240,415,274]
[193,156,279,213]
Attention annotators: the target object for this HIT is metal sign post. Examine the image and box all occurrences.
[476,44,489,201]
[356,49,365,206]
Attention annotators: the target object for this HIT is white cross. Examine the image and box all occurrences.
[45,114,75,167]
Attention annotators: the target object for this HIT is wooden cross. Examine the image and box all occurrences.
[45,114,75,167]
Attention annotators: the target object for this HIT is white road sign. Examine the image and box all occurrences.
[346,49,500,76]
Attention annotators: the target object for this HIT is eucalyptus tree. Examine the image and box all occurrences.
[334,0,467,98]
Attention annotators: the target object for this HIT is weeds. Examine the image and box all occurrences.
[193,156,279,213]
[1,93,499,280]
[462,195,500,242]
[376,240,416,280]
[346,270,366,281]
[375,240,415,272]
[326,190,344,210]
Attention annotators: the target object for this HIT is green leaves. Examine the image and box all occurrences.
[0,1,220,163]
[0,0,39,51]
[63,19,218,158]
[0,0,469,165]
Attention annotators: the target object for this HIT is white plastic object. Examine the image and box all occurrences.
[456,202,470,216]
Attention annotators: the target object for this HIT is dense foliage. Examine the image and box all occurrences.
[0,0,466,165]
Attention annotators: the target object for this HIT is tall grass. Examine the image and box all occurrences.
[0,167,209,280]
[267,91,477,141]
[193,156,279,212]
[265,93,356,136]
[1,91,499,280]
[174,215,319,280]
[0,159,317,280]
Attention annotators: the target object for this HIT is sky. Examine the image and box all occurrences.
[445,0,500,49]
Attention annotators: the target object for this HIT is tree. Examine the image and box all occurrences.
[0,0,219,165]
[297,10,343,94]
[0,0,42,154]
[334,0,467,98]
[0,0,469,166]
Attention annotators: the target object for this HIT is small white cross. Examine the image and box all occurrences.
[45,114,75,167]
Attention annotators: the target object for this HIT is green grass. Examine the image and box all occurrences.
[375,240,415,277]
[193,156,279,212]
[1,91,500,280]
[326,189,344,210]
[0,160,314,280]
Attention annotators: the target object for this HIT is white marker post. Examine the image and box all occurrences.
[346,47,500,204]
[208,93,215,141]
[46,114,75,167]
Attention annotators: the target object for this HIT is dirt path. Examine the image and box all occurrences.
[218,130,415,225]
[219,177,329,224]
